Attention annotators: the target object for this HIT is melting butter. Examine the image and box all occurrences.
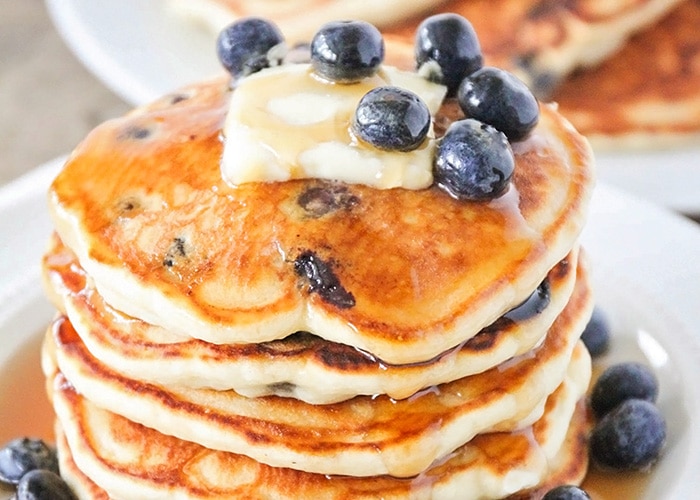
[221,64,447,189]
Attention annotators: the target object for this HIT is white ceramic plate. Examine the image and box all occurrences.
[1,155,700,498]
[44,0,700,214]
[44,0,224,105]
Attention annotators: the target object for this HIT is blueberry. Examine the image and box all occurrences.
[310,20,384,82]
[0,438,59,485]
[415,14,483,95]
[590,362,659,419]
[294,250,355,309]
[590,399,666,471]
[580,306,611,357]
[352,86,431,151]
[457,66,539,141]
[433,119,514,200]
[15,469,76,500]
[216,18,285,79]
[542,485,591,500]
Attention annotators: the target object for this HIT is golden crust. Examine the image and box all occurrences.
[45,264,592,478]
[48,76,594,364]
[553,0,700,146]
[51,358,590,499]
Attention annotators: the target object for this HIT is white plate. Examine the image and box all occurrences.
[1,155,700,498]
[44,0,700,214]
[44,0,224,106]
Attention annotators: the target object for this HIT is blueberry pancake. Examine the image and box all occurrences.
[42,17,596,499]
[47,342,591,500]
[47,76,593,365]
[169,0,448,43]
[43,232,580,403]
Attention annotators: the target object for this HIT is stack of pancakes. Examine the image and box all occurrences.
[40,60,596,498]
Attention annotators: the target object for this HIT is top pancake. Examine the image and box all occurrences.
[48,69,593,364]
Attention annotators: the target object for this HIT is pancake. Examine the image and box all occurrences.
[43,231,581,403]
[50,347,590,500]
[44,263,592,478]
[386,0,685,96]
[47,76,594,365]
[552,0,700,149]
[168,0,448,44]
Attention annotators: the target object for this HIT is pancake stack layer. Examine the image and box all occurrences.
[41,49,596,498]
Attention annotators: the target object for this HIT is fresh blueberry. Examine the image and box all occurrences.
[580,306,611,357]
[415,13,483,95]
[352,86,431,151]
[0,438,59,485]
[590,362,659,419]
[433,119,514,200]
[457,66,539,141]
[310,20,384,82]
[216,18,285,79]
[542,485,591,500]
[15,469,76,500]
[590,399,666,471]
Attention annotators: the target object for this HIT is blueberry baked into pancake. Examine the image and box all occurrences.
[41,14,596,499]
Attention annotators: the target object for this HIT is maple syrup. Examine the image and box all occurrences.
[0,329,53,499]
[0,330,53,444]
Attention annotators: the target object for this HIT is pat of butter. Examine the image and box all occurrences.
[221,63,447,189]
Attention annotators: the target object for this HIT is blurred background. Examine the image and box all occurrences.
[0,0,129,187]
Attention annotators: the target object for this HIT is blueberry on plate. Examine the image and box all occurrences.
[457,66,539,141]
[590,399,666,471]
[217,18,285,79]
[415,13,483,95]
[433,119,514,200]
[0,438,59,485]
[542,484,591,500]
[352,86,431,151]
[580,306,611,357]
[590,362,659,418]
[310,20,384,82]
[15,469,76,500]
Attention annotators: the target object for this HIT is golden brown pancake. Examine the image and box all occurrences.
[50,354,590,500]
[387,0,684,95]
[553,0,700,148]
[44,263,592,478]
[47,76,594,365]
[43,231,581,403]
